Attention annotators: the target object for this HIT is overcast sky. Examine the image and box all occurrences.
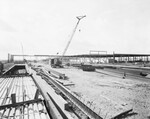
[0,0,150,59]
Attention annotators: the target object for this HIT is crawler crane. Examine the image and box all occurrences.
[51,16,86,68]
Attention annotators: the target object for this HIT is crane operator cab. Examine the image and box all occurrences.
[50,58,63,68]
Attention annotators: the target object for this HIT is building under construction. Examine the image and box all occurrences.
[1,51,150,119]
[1,15,150,119]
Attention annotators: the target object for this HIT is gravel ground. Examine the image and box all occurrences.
[48,66,150,119]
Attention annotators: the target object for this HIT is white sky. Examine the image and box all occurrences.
[0,0,150,59]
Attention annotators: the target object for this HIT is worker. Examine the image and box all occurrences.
[123,72,126,79]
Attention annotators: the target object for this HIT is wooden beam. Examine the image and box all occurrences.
[11,94,16,104]
[34,89,40,99]
[111,109,133,119]
[0,99,42,110]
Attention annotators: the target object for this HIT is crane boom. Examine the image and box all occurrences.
[62,15,86,56]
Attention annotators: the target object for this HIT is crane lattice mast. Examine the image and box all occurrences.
[62,15,86,56]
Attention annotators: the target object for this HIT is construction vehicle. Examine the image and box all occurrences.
[81,64,95,71]
[62,15,86,56]
[51,16,86,68]
[51,58,63,68]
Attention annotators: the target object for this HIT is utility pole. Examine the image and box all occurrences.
[21,43,25,61]
[62,15,86,56]
[113,51,115,64]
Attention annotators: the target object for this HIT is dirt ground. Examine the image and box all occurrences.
[49,66,150,119]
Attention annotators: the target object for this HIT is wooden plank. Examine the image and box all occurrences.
[34,89,40,99]
[11,94,16,104]
[111,109,133,119]
[0,99,42,110]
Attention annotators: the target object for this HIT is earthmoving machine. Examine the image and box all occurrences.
[51,15,86,68]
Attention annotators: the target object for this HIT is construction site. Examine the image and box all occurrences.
[0,13,150,119]
[1,0,150,118]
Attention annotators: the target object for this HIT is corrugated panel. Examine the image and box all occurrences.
[0,76,50,119]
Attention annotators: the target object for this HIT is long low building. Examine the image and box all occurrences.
[8,53,150,64]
